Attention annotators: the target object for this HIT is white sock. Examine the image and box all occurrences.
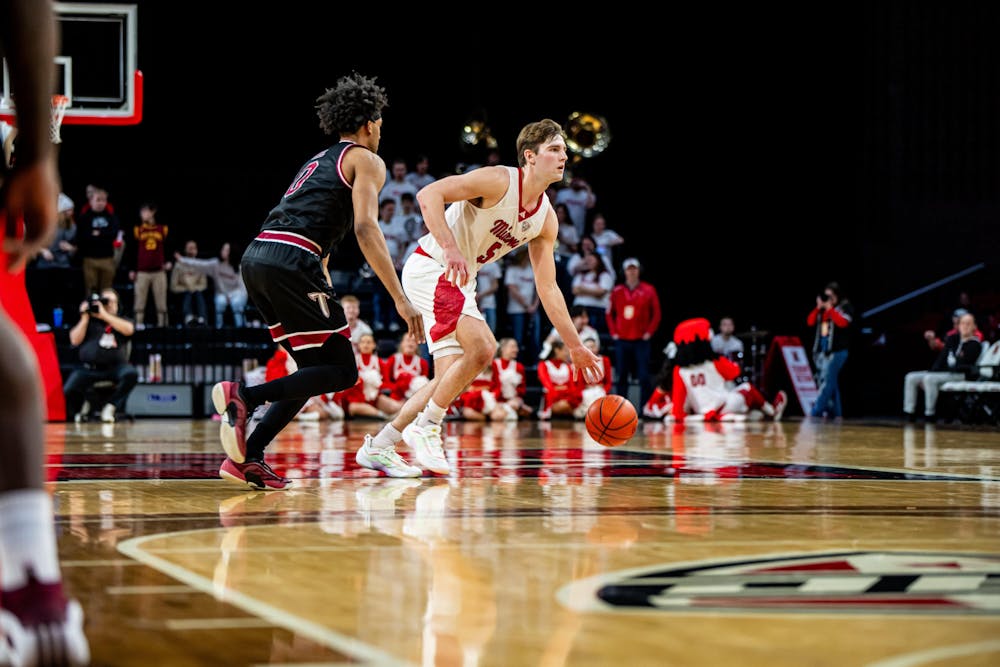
[371,424,402,450]
[0,490,62,589]
[416,400,447,427]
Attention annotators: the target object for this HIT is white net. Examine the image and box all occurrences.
[50,95,68,144]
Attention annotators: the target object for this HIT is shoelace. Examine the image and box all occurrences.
[375,445,410,467]
[256,460,286,479]
[422,425,445,458]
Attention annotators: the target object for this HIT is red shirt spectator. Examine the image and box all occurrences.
[606,263,661,340]
[606,257,662,406]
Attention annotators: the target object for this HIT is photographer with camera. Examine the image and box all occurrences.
[63,288,137,423]
[807,281,854,420]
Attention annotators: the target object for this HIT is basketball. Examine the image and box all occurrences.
[585,395,638,447]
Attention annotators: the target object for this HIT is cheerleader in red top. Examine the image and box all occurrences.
[336,333,402,419]
[537,340,583,419]
[492,337,533,420]
[667,318,786,422]
[572,337,614,418]
[456,362,497,421]
[385,333,430,401]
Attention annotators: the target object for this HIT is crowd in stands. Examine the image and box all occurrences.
[26,159,1000,424]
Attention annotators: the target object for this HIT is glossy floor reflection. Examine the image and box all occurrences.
[50,418,1000,666]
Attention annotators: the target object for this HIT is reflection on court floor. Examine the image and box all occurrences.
[50,418,1000,666]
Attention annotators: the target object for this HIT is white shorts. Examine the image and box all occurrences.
[402,250,484,358]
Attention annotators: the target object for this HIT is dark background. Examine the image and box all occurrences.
[51,1,1000,416]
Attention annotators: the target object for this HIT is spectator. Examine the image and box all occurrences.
[173,241,247,328]
[341,293,373,354]
[76,185,120,294]
[504,248,541,362]
[606,257,662,405]
[170,239,208,326]
[925,307,983,352]
[391,191,424,250]
[63,288,137,423]
[589,212,624,267]
[27,192,78,324]
[405,154,436,191]
[554,202,579,259]
[711,316,745,360]
[539,305,599,361]
[807,281,853,420]
[476,259,502,332]
[373,198,403,332]
[555,174,596,239]
[567,235,615,278]
[379,157,417,208]
[571,251,614,335]
[903,312,982,422]
[129,202,170,327]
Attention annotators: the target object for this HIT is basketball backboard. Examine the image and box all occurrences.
[0,2,141,126]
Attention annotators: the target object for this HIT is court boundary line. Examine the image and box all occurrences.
[117,530,413,667]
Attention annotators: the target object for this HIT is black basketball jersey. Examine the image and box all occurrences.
[260,141,361,258]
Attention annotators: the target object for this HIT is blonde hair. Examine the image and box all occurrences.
[340,294,360,306]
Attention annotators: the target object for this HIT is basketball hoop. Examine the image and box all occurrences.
[50,94,69,144]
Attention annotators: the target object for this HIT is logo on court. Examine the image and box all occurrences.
[558,551,1000,615]
[307,291,331,318]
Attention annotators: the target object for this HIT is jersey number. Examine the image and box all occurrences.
[476,242,503,265]
[689,373,706,386]
[285,161,319,197]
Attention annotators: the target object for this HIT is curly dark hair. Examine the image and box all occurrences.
[315,72,388,136]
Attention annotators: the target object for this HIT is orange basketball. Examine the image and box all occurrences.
[585,394,638,447]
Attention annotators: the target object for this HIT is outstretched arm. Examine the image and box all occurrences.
[350,150,425,343]
[528,209,603,384]
[1,0,59,272]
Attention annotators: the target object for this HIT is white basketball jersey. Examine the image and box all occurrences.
[417,166,551,272]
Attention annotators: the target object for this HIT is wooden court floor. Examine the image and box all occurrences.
[46,416,1000,667]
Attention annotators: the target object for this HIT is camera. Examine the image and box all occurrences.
[818,293,830,302]
[88,293,106,313]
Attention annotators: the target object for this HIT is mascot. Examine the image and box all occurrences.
[664,317,786,422]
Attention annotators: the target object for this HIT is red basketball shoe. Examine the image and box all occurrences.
[219,457,292,491]
[213,381,250,463]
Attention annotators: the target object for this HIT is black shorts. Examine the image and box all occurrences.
[242,239,352,367]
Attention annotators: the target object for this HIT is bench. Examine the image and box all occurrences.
[940,340,1000,425]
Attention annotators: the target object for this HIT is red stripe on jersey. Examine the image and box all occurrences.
[256,230,321,255]
[429,273,465,342]
[288,331,333,350]
[336,142,359,189]
[268,323,286,340]
[517,167,543,221]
